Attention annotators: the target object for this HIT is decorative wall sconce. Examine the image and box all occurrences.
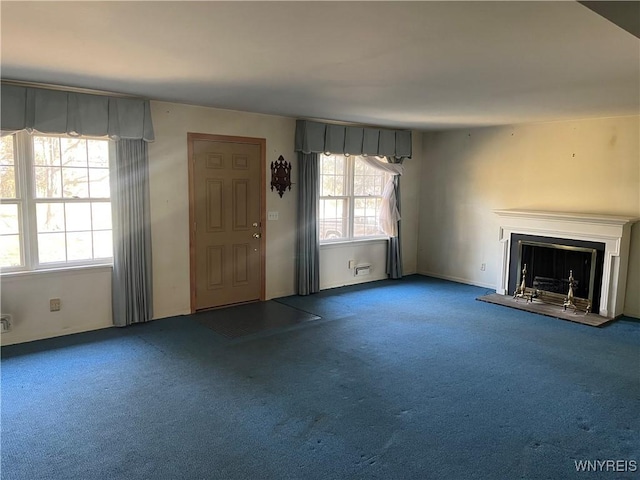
[270,155,292,198]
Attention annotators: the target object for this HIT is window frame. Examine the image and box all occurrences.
[0,131,115,273]
[319,153,390,244]
[0,134,26,269]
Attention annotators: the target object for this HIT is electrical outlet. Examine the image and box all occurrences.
[50,298,61,312]
[481,263,486,271]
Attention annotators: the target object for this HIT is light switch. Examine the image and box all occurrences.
[268,211,279,221]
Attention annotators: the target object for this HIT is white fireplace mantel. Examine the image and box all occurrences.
[495,209,638,318]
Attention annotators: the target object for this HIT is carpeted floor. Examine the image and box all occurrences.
[1,275,638,480]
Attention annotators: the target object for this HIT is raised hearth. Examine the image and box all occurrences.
[495,210,637,319]
[477,293,613,327]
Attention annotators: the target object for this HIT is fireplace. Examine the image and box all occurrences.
[495,210,637,319]
[508,234,605,313]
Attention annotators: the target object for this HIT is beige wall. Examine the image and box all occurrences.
[148,101,298,319]
[149,102,422,317]
[1,267,112,345]
[2,108,635,347]
[1,101,422,345]
[417,115,640,317]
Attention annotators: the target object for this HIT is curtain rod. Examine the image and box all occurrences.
[1,78,143,100]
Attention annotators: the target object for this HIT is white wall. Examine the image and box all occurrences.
[417,115,640,317]
[320,240,389,290]
[1,266,112,346]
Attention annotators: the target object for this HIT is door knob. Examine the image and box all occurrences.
[253,233,261,238]
[252,222,259,227]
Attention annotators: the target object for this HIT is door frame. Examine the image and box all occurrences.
[187,132,266,313]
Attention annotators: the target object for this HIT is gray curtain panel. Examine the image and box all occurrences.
[386,156,406,279]
[111,139,153,326]
[296,152,320,295]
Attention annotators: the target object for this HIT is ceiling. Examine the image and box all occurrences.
[1,1,638,131]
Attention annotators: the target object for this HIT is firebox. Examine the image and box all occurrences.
[508,234,605,312]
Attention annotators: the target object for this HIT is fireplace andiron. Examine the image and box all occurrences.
[563,270,592,315]
[513,264,538,303]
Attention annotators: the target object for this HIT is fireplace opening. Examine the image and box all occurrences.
[508,234,605,312]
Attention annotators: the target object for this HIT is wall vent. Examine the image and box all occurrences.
[355,265,371,276]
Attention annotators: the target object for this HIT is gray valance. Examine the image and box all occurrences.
[295,120,411,158]
[1,84,155,142]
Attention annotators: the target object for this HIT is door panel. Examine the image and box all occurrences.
[190,136,263,310]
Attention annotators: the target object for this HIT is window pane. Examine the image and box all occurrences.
[93,230,113,258]
[364,176,375,194]
[0,136,14,166]
[0,166,16,198]
[65,203,92,231]
[319,198,347,240]
[320,155,347,197]
[87,140,109,167]
[321,175,335,196]
[321,156,335,174]
[35,167,63,198]
[0,234,21,267]
[375,175,384,192]
[0,204,20,234]
[354,197,384,238]
[354,158,387,196]
[36,203,65,232]
[38,233,66,263]
[61,138,88,167]
[353,172,365,196]
[67,231,93,261]
[88,168,110,198]
[33,136,61,166]
[62,167,89,198]
[92,202,112,230]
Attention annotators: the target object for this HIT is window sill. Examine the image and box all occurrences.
[0,263,113,281]
[320,237,389,250]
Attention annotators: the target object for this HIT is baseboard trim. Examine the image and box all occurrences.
[622,310,640,320]
[417,270,496,290]
[321,274,388,291]
[1,322,112,347]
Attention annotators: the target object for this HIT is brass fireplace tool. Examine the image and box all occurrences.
[563,270,592,315]
[513,264,538,303]
[563,270,576,311]
[513,266,592,315]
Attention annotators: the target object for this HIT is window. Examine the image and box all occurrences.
[319,154,389,242]
[0,132,113,271]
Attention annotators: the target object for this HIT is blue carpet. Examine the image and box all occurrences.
[194,300,321,338]
[1,275,638,479]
